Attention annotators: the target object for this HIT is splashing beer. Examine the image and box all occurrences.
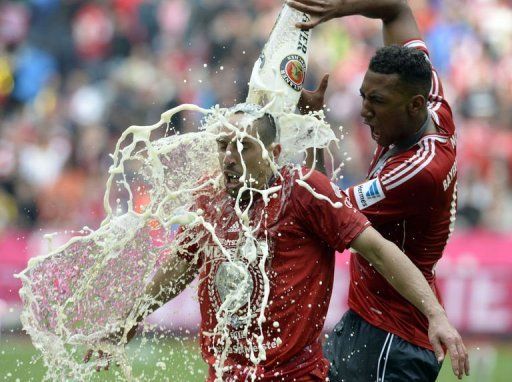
[16,4,338,381]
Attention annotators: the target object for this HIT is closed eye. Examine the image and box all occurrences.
[360,89,384,103]
[362,94,384,104]
[369,96,384,103]
[216,139,228,151]
[239,139,254,151]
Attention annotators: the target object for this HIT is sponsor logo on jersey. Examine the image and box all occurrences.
[207,240,267,330]
[450,134,457,149]
[366,180,381,199]
[443,161,457,191]
[280,55,306,91]
[354,178,385,210]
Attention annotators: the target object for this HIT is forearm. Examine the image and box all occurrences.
[289,0,417,42]
[84,258,196,359]
[118,259,196,345]
[124,258,196,336]
[336,0,407,22]
[144,258,196,314]
[370,239,445,320]
[341,0,419,45]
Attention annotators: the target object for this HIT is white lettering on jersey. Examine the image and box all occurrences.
[353,178,385,210]
[450,134,457,149]
[448,181,457,239]
[443,161,457,191]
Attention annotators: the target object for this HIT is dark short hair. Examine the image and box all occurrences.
[254,113,277,146]
[231,103,277,146]
[369,45,432,98]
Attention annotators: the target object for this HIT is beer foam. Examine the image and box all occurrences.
[16,101,340,381]
[16,3,347,380]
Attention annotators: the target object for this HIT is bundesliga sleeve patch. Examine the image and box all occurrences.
[353,178,385,210]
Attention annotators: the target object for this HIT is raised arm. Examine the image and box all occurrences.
[287,0,421,45]
[351,226,469,379]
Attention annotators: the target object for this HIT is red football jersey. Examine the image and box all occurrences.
[346,40,457,350]
[182,166,369,381]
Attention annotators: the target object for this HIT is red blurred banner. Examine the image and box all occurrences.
[1,229,511,333]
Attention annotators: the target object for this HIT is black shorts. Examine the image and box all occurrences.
[323,310,442,382]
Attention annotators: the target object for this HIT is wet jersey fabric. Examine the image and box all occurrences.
[346,40,457,350]
[181,166,369,381]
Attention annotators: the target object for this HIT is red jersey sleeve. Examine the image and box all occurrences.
[347,152,438,226]
[292,169,370,251]
[173,226,201,263]
[403,39,455,135]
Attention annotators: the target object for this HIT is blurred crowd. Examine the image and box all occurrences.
[1,0,512,234]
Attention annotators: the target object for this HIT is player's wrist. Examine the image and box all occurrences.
[424,305,447,322]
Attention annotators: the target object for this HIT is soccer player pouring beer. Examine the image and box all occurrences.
[288,0,470,380]
[86,103,468,381]
[82,2,469,380]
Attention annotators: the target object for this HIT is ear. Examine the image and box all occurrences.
[407,95,427,115]
[270,143,282,161]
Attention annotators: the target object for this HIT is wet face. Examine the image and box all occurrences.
[359,70,413,147]
[216,114,280,199]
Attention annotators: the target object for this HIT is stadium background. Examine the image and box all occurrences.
[0,0,511,381]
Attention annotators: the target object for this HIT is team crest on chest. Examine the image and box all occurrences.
[205,236,273,329]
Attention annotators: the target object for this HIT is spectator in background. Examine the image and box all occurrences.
[0,0,511,233]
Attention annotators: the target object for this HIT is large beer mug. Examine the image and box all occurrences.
[246,4,311,113]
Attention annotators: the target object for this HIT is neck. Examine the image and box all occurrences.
[237,172,277,202]
[395,113,432,150]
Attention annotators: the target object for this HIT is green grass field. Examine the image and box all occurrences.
[0,334,207,381]
[1,335,511,381]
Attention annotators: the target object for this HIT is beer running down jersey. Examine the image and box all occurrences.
[346,40,457,350]
[181,166,369,381]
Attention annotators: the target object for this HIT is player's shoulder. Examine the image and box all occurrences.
[295,166,339,192]
[379,137,448,193]
[428,73,455,133]
[403,39,429,56]
[286,166,347,203]
[416,134,456,179]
